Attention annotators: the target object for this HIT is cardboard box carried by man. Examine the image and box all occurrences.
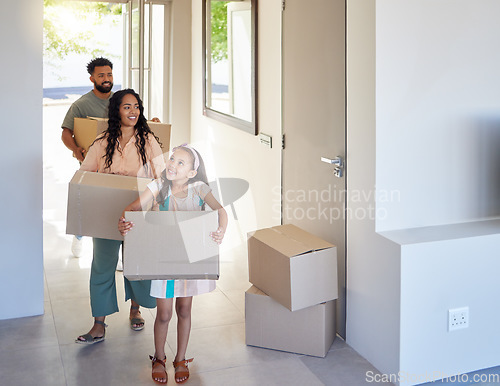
[74,117,171,152]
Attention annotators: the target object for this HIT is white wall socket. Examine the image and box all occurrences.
[448,307,469,331]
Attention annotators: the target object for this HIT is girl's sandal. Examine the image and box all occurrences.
[149,355,167,385]
[173,358,194,384]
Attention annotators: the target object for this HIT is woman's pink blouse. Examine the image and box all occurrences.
[80,133,166,178]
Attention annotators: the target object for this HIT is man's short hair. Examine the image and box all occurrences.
[87,57,113,75]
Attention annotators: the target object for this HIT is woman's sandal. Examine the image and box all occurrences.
[173,358,194,384]
[75,320,107,345]
[130,305,145,331]
[149,355,167,385]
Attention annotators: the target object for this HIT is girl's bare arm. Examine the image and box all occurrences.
[204,191,228,244]
[118,187,155,236]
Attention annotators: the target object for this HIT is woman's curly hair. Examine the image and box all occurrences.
[101,89,161,170]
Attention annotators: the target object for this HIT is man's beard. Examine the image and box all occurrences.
[95,81,113,93]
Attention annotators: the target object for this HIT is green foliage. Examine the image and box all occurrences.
[43,0,122,62]
[210,2,228,63]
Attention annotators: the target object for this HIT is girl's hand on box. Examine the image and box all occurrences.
[210,227,225,244]
[118,217,134,236]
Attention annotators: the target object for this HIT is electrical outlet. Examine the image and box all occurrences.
[448,307,469,331]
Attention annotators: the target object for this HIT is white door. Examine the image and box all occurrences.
[282,0,346,337]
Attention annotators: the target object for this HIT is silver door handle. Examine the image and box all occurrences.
[321,156,343,168]
[321,156,344,178]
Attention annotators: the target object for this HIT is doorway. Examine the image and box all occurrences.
[43,0,172,120]
[42,0,175,277]
[122,0,172,121]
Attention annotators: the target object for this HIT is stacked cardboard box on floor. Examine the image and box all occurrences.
[246,224,338,357]
[74,117,171,152]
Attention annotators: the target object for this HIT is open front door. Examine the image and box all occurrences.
[123,0,172,121]
[281,0,346,337]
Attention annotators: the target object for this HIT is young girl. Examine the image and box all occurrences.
[77,89,165,344]
[119,144,228,384]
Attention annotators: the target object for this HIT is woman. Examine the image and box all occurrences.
[76,89,166,344]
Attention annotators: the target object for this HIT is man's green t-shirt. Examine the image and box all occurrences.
[61,90,113,131]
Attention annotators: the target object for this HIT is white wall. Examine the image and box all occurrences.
[346,0,402,377]
[376,0,500,232]
[385,224,500,384]
[0,0,44,319]
[190,0,282,236]
[347,1,500,384]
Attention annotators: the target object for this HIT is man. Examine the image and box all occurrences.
[61,57,114,259]
[61,57,114,162]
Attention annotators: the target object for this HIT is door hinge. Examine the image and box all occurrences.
[282,0,285,11]
[282,134,285,149]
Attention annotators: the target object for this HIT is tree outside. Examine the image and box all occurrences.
[43,0,123,88]
[210,1,228,64]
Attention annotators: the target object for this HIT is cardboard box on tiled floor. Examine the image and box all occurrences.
[245,285,336,357]
[247,224,338,311]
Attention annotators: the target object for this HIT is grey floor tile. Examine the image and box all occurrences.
[44,272,50,301]
[51,295,156,346]
[60,335,173,386]
[191,290,245,329]
[43,229,93,273]
[165,323,305,374]
[0,345,66,386]
[180,357,324,386]
[0,301,58,352]
[300,346,394,386]
[51,296,94,345]
[45,269,91,301]
[221,288,246,315]
[329,335,349,351]
[159,289,245,335]
[216,261,251,292]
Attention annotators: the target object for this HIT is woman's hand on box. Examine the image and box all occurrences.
[118,216,134,236]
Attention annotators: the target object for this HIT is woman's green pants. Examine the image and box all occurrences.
[90,238,156,317]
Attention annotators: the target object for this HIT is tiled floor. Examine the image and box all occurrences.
[2,102,500,385]
[2,180,387,386]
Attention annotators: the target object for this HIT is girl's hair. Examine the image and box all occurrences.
[157,145,209,206]
[100,88,162,170]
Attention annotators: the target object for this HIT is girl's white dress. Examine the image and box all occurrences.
[147,179,217,299]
